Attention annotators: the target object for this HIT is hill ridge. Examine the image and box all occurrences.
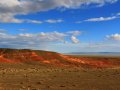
[0,48,120,68]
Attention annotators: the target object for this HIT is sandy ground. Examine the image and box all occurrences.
[0,63,120,90]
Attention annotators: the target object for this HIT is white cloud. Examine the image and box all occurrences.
[85,16,118,22]
[0,14,43,24]
[25,20,43,24]
[117,12,120,16]
[57,40,120,53]
[106,33,120,41]
[0,14,23,23]
[0,15,63,24]
[0,31,81,49]
[0,0,118,23]
[19,33,34,38]
[71,36,80,44]
[67,30,81,44]
[76,12,120,23]
[67,30,81,36]
[79,42,120,52]
[0,29,7,33]
[45,19,63,23]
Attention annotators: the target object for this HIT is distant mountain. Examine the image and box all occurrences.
[67,52,120,56]
[0,48,120,68]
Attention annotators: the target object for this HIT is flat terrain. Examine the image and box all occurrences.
[0,49,120,90]
[0,62,120,90]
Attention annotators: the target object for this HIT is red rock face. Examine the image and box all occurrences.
[0,49,120,68]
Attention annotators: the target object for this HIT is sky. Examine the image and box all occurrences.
[0,0,120,53]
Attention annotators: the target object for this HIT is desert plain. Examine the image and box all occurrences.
[0,49,120,90]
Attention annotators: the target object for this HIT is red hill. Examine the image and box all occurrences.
[0,48,120,68]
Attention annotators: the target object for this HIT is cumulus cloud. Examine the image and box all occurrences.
[71,36,80,44]
[0,13,42,23]
[0,31,80,49]
[0,14,23,23]
[106,33,120,41]
[0,0,118,23]
[67,31,81,44]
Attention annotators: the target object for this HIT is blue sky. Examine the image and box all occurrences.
[0,0,120,53]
